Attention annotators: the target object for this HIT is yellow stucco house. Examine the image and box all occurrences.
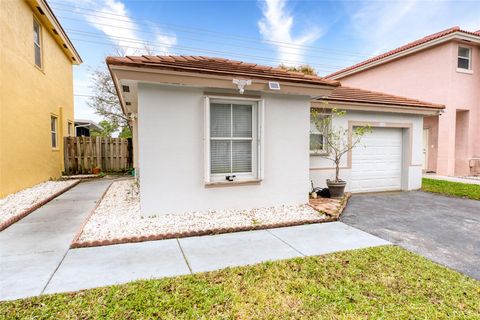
[0,0,82,197]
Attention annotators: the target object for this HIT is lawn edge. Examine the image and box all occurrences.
[0,180,81,232]
[421,178,480,201]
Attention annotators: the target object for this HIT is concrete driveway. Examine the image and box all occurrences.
[341,191,480,280]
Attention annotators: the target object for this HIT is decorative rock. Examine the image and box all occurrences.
[74,179,329,247]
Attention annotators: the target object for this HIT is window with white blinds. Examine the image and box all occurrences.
[210,102,253,174]
[206,98,262,183]
[33,19,42,68]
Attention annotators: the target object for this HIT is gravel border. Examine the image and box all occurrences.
[0,180,81,231]
[71,180,335,249]
[71,216,336,248]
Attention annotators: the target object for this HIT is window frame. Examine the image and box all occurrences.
[51,115,58,149]
[309,109,330,156]
[204,96,264,184]
[33,17,43,69]
[457,46,472,71]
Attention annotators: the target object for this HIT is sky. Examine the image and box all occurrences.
[50,0,480,123]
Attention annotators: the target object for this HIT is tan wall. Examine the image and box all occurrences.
[0,0,74,197]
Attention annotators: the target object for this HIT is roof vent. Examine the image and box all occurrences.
[52,29,58,35]
[36,7,45,15]
[63,44,68,49]
[125,102,132,106]
[122,85,130,92]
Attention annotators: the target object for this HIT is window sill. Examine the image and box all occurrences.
[456,68,473,74]
[51,148,60,152]
[34,64,45,74]
[310,152,329,156]
[205,179,262,188]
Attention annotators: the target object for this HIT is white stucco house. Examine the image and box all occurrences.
[107,55,444,215]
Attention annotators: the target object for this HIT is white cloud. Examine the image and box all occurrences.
[258,0,322,65]
[81,0,176,55]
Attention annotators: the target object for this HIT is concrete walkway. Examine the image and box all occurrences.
[423,173,480,185]
[0,179,112,301]
[0,182,389,301]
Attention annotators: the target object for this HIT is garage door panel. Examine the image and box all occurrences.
[351,127,402,192]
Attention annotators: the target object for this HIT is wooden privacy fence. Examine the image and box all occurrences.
[64,137,132,174]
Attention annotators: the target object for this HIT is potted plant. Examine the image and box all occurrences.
[311,106,371,198]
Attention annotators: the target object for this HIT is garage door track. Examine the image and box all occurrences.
[341,191,480,280]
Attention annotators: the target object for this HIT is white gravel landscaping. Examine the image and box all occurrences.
[76,179,326,243]
[0,180,79,227]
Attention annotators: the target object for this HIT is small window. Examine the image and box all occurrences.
[33,19,42,68]
[206,98,262,183]
[68,121,73,136]
[310,110,329,155]
[457,46,471,70]
[51,116,58,148]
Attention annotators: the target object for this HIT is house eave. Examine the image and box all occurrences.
[328,31,480,80]
[311,100,444,116]
[27,0,82,64]
[109,64,337,116]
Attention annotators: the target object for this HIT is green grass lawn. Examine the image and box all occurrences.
[1,246,479,319]
[422,178,480,200]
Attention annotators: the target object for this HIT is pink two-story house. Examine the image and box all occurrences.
[326,27,480,177]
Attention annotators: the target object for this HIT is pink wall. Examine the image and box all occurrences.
[337,41,480,176]
[423,116,438,172]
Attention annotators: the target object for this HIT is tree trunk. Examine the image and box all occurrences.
[335,160,340,181]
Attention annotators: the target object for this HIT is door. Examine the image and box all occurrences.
[422,128,429,171]
[351,127,403,192]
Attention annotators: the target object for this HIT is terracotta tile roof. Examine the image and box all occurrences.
[319,86,444,109]
[326,27,480,79]
[106,55,340,87]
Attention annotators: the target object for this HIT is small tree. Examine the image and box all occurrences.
[311,106,372,182]
[118,126,132,138]
[87,68,130,130]
[90,120,119,138]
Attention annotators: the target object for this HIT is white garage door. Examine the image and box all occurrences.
[351,127,403,192]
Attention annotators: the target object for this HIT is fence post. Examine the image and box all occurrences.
[63,137,69,174]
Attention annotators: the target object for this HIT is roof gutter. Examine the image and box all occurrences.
[311,100,444,116]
